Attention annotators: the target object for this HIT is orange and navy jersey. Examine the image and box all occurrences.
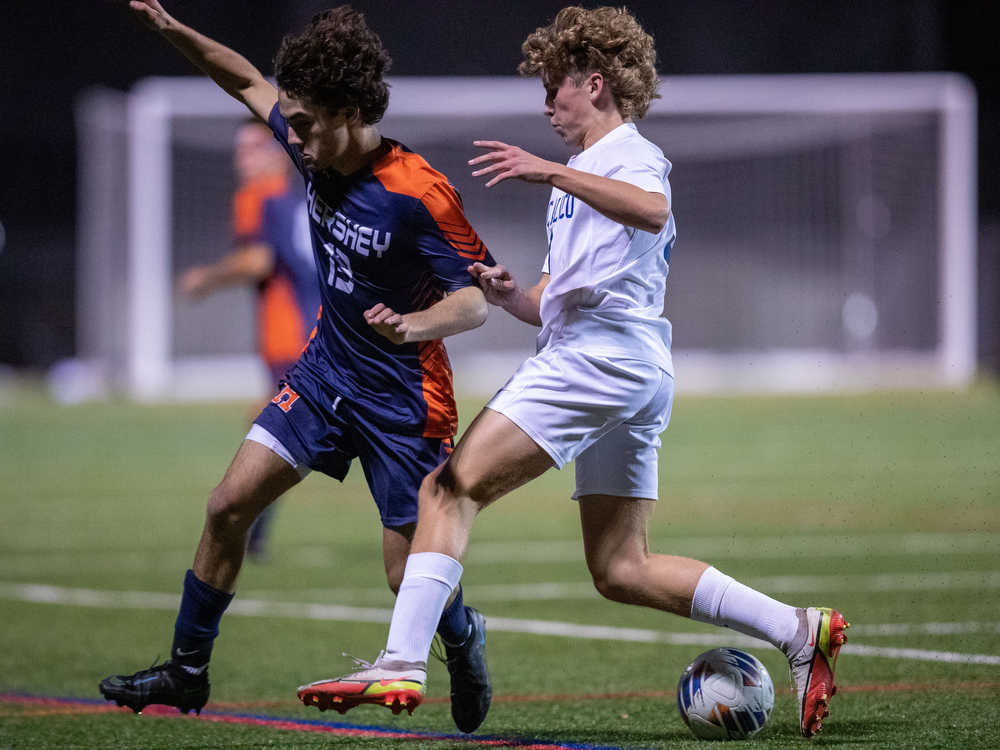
[267,103,494,438]
[233,173,289,246]
[233,174,319,375]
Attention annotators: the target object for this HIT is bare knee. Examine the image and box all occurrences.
[590,556,647,604]
[419,465,453,506]
[411,464,480,560]
[205,483,258,539]
[418,466,465,520]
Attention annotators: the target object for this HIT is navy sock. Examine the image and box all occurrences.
[171,569,234,668]
[436,584,470,646]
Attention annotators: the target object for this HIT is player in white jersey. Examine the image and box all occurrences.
[305,7,848,738]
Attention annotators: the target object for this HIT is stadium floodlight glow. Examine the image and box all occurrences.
[77,74,976,400]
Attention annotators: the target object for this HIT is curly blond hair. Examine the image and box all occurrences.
[519,6,660,120]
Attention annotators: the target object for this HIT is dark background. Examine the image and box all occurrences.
[1,0,997,372]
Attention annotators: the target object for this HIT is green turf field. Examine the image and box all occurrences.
[1,380,998,749]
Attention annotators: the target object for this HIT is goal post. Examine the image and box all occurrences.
[76,73,976,401]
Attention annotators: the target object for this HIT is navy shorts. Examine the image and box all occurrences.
[252,371,453,528]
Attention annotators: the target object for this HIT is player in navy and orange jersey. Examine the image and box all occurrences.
[101,0,494,734]
[259,127,490,442]
[181,118,320,560]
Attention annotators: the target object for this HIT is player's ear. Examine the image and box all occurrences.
[344,105,363,125]
[587,73,604,102]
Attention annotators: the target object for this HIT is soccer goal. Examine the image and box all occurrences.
[75,74,976,400]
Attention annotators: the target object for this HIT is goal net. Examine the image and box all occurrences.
[76,74,976,400]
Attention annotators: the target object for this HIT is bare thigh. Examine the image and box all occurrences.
[211,439,302,521]
[442,407,555,507]
[411,408,554,559]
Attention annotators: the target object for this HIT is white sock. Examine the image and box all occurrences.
[690,566,799,651]
[383,552,464,666]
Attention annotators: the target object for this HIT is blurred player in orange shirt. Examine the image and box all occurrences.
[181,118,320,560]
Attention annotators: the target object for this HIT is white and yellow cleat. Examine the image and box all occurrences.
[297,654,426,716]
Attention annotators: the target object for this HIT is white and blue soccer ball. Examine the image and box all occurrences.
[677,647,774,740]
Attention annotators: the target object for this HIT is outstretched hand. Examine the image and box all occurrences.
[179,267,212,300]
[364,303,409,344]
[469,262,518,307]
[119,0,171,30]
[469,141,554,188]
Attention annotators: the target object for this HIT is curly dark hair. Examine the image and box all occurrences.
[519,6,660,120]
[273,6,391,125]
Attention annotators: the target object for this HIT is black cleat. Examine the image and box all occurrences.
[99,659,210,715]
[444,607,492,733]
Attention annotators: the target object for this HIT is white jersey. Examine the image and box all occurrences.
[538,123,675,375]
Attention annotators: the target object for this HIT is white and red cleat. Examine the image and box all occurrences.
[787,607,849,738]
[297,653,426,716]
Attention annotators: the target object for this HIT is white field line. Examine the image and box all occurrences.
[2,582,997,666]
[849,621,1000,636]
[747,570,1000,593]
[243,570,1000,605]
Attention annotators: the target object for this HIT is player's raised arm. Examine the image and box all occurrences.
[179,244,274,301]
[123,0,278,122]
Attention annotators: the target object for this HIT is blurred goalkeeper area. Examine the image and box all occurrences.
[1,0,999,403]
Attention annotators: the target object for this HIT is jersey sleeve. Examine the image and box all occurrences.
[412,180,495,292]
[605,142,670,196]
[267,102,308,176]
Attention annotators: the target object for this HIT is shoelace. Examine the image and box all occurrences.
[123,656,168,685]
[429,635,448,666]
[337,650,386,676]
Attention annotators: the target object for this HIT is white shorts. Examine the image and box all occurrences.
[487,347,673,500]
[246,424,313,480]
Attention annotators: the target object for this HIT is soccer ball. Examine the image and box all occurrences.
[677,647,774,740]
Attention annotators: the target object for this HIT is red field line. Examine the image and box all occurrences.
[0,695,125,717]
[192,681,1000,711]
[0,694,626,749]
[835,682,1000,693]
[4,687,999,749]
[5,681,997,716]
[192,712,576,748]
